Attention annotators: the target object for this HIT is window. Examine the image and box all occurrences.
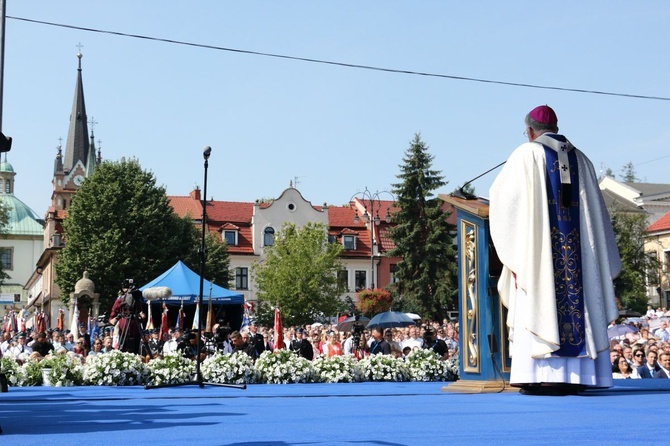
[235,267,248,290]
[355,270,367,291]
[5,179,10,194]
[223,230,237,246]
[343,235,356,250]
[328,235,337,244]
[390,264,399,284]
[0,248,12,271]
[338,269,349,292]
[264,227,275,246]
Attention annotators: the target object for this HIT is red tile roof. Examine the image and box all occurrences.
[168,196,202,219]
[646,210,670,233]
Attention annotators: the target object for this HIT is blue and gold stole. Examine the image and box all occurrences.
[543,140,586,357]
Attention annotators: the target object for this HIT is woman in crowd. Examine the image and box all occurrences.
[612,355,639,379]
[632,346,646,368]
[322,330,342,357]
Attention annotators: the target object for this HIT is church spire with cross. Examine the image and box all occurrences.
[62,44,91,174]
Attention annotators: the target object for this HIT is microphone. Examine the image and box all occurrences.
[452,161,506,200]
[142,287,172,301]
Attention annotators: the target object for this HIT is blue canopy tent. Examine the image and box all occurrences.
[140,260,243,305]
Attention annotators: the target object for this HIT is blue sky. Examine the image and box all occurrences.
[3,1,669,215]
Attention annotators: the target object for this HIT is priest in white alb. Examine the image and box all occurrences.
[489,105,621,395]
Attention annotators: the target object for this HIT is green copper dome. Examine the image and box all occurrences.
[0,161,14,173]
[0,194,43,236]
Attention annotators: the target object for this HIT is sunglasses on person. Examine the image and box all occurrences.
[635,353,644,357]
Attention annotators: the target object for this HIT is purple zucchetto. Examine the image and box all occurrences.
[528,105,558,125]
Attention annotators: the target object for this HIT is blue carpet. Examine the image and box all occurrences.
[1,381,670,445]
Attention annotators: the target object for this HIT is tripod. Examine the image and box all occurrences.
[146,146,245,391]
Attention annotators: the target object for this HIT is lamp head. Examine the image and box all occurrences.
[203,146,212,160]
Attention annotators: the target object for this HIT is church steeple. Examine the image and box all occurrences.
[63,48,90,173]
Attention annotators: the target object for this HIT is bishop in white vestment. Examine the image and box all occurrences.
[489,105,621,394]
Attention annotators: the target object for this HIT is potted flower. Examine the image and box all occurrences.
[359,354,409,382]
[83,350,148,386]
[146,353,196,386]
[404,348,451,382]
[254,350,314,384]
[312,355,362,383]
[201,352,255,385]
[40,352,84,387]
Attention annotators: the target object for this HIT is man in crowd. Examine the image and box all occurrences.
[654,321,670,342]
[490,105,621,395]
[7,333,32,362]
[637,350,661,378]
[422,326,449,359]
[654,352,670,378]
[30,332,54,357]
[247,320,266,357]
[367,327,391,355]
[289,328,314,360]
[402,326,423,351]
[230,330,258,359]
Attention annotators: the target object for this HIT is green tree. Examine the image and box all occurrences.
[388,134,457,319]
[0,201,10,285]
[56,158,196,309]
[251,222,345,326]
[620,162,639,182]
[611,210,658,313]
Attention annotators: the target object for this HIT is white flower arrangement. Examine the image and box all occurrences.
[254,350,314,384]
[40,352,85,387]
[146,353,196,386]
[404,348,452,382]
[0,356,22,387]
[359,354,409,382]
[83,350,148,386]
[445,355,459,381]
[201,352,255,385]
[312,355,363,383]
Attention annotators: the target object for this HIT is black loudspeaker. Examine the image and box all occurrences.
[0,132,11,153]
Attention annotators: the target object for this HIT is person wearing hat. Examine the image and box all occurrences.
[289,328,314,360]
[163,327,182,355]
[489,105,621,395]
[247,320,266,357]
[7,333,32,361]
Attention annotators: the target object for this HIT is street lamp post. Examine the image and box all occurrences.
[351,188,394,289]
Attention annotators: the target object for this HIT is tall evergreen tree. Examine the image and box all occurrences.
[388,134,457,319]
[56,158,197,310]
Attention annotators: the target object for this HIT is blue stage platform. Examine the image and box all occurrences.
[2,380,669,445]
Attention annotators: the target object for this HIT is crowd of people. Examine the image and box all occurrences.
[609,307,670,379]
[4,303,669,383]
[0,316,460,367]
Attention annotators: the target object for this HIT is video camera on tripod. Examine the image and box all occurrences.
[121,278,144,314]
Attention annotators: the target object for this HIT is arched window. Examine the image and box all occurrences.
[5,179,10,194]
[263,226,275,246]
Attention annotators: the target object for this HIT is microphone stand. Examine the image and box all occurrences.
[146,146,245,391]
[451,161,506,200]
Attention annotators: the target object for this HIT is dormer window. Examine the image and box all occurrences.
[223,230,238,246]
[343,235,357,250]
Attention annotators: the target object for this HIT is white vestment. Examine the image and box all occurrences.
[489,135,621,387]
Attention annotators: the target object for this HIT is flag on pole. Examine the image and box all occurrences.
[240,309,250,334]
[159,304,169,341]
[273,307,284,351]
[70,297,80,341]
[56,309,64,331]
[88,310,99,346]
[205,282,214,333]
[35,310,47,333]
[192,301,200,331]
[18,308,27,333]
[176,298,185,329]
[145,302,154,330]
[9,310,17,333]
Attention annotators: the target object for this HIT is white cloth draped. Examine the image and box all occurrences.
[489,136,621,387]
